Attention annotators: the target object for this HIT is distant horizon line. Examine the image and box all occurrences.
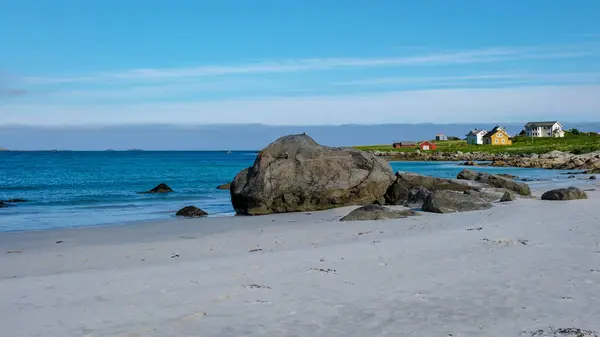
[0,146,262,154]
[0,121,597,128]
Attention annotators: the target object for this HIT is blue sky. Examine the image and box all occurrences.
[1,0,600,125]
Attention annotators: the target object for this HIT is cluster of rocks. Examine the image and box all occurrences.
[228,134,592,218]
[371,149,600,171]
[488,150,600,170]
[136,183,210,218]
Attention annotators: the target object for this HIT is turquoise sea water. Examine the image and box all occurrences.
[0,152,590,232]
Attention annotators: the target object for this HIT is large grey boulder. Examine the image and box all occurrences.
[385,172,477,205]
[230,134,396,215]
[457,169,531,196]
[541,187,588,201]
[340,204,419,221]
[422,190,493,213]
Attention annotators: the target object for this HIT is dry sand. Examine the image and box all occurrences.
[1,185,600,337]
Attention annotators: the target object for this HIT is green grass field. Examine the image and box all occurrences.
[355,134,600,155]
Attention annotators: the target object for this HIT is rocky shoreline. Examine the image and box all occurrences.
[371,150,600,172]
[227,134,591,218]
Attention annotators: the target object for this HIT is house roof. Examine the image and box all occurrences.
[483,126,507,138]
[436,133,445,136]
[525,121,560,127]
[465,129,487,136]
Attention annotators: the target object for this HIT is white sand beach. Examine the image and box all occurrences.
[2,184,600,337]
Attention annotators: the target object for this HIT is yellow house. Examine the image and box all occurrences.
[483,126,512,145]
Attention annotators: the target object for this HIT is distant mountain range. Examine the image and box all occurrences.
[1,122,599,151]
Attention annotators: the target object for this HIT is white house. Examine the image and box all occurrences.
[524,121,565,138]
[465,129,488,145]
[435,133,448,141]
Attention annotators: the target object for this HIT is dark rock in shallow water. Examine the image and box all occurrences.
[2,199,28,203]
[144,183,173,194]
[456,169,531,196]
[520,177,543,182]
[230,134,395,215]
[500,191,516,202]
[541,187,588,201]
[176,206,208,217]
[0,202,6,208]
[340,204,419,221]
[591,175,597,180]
[422,190,492,214]
[216,183,231,190]
[385,172,477,205]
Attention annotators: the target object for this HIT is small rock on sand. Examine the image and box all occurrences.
[541,187,588,201]
[422,190,492,214]
[176,206,208,217]
[500,191,516,202]
[340,204,419,221]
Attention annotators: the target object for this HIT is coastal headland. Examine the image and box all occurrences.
[356,134,600,171]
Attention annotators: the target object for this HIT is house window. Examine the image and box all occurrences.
[502,139,505,143]
[495,139,499,144]
[496,133,501,138]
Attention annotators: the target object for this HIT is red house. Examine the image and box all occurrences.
[419,141,437,151]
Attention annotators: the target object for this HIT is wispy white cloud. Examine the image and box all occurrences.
[18,71,598,103]
[21,44,596,85]
[3,85,600,125]
[337,72,600,86]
